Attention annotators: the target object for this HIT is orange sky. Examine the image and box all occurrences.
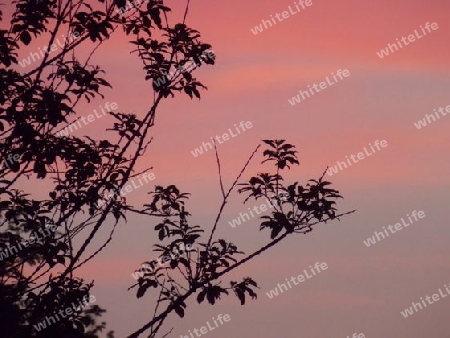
[6,0,450,337]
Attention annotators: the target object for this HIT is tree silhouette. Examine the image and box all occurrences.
[127,139,353,337]
[0,1,353,337]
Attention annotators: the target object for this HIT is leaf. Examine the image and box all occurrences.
[192,87,200,98]
[114,0,127,8]
[174,305,185,317]
[245,287,258,300]
[270,226,282,239]
[182,71,192,82]
[262,139,276,148]
[179,258,190,269]
[136,282,153,298]
[184,86,193,98]
[236,289,245,305]
[149,8,162,28]
[142,15,151,28]
[136,285,147,298]
[197,289,206,304]
[34,161,47,179]
[206,289,216,305]
[56,255,65,265]
[246,278,258,288]
[20,31,31,45]
[170,259,178,269]
[158,228,165,240]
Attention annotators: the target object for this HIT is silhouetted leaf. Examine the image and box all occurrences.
[19,31,31,45]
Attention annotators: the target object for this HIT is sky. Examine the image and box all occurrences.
[6,0,450,337]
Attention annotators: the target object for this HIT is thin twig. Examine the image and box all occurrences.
[160,328,173,338]
[213,140,225,199]
[206,144,261,248]
[182,0,191,24]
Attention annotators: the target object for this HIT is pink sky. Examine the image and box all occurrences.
[7,0,450,336]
